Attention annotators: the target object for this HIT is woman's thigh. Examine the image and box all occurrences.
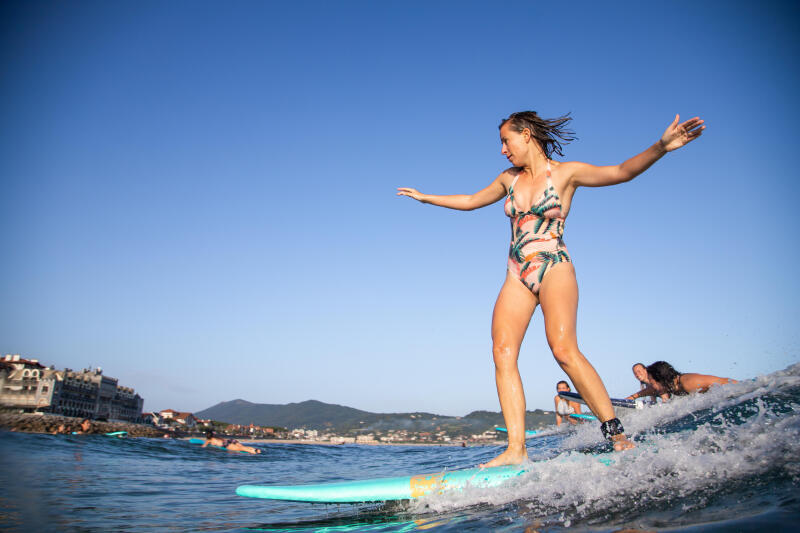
[492,273,538,356]
[538,263,579,349]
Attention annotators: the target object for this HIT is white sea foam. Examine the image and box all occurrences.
[412,363,800,523]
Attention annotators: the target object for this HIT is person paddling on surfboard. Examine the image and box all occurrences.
[202,430,262,454]
[627,363,668,403]
[554,381,583,426]
[399,111,704,465]
[629,361,736,402]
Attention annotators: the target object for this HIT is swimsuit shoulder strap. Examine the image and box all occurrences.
[545,161,561,202]
[508,173,520,192]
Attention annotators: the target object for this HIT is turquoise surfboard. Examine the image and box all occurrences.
[559,391,643,410]
[236,448,622,503]
[494,427,540,437]
[569,413,597,420]
[236,464,529,503]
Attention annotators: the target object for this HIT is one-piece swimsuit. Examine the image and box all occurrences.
[504,161,571,295]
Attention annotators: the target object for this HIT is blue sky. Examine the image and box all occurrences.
[1,1,798,416]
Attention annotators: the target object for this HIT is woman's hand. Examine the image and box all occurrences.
[660,114,705,152]
[396,187,425,202]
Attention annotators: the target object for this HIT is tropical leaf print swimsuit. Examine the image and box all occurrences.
[504,161,571,295]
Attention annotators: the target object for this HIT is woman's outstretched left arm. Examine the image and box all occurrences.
[566,114,705,188]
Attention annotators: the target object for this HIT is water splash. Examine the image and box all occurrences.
[409,364,800,530]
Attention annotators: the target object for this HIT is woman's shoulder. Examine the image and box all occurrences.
[549,160,582,177]
[500,166,523,179]
[546,160,580,188]
[497,167,523,189]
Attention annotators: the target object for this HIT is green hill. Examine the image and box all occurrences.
[195,399,554,436]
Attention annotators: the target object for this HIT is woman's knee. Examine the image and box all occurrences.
[492,341,518,370]
[550,342,580,367]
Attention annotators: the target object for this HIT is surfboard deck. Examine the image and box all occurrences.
[559,391,643,410]
[236,447,623,503]
[236,464,529,503]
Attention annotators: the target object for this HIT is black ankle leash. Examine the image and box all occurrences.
[600,417,624,440]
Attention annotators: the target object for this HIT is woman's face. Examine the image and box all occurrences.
[500,123,531,166]
[81,420,91,431]
[556,383,570,393]
[633,365,648,382]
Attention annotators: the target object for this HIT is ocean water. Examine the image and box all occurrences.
[1,364,799,532]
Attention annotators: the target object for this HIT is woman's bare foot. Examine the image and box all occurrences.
[611,434,634,451]
[480,444,528,468]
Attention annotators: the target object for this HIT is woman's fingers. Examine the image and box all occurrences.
[687,125,705,138]
[397,187,420,198]
[680,117,704,130]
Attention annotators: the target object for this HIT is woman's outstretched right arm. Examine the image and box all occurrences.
[397,173,507,211]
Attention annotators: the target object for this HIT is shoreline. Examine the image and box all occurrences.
[202,437,505,447]
[0,412,165,438]
[0,414,507,445]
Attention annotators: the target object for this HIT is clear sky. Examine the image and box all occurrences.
[1,1,798,416]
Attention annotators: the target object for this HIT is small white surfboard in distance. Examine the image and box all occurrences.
[559,391,644,410]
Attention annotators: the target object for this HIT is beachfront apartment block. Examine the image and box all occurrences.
[0,354,144,422]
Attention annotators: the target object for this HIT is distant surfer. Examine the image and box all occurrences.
[629,361,737,401]
[202,430,262,454]
[399,110,704,465]
[554,381,583,426]
[75,418,93,434]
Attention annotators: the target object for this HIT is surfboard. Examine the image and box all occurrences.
[558,391,643,410]
[494,427,539,437]
[569,413,597,420]
[236,450,621,503]
[236,463,529,503]
[188,437,250,454]
[105,431,128,437]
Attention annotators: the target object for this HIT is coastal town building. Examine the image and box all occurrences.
[0,354,144,422]
[158,409,198,428]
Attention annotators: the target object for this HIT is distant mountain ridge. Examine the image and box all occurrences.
[195,399,553,435]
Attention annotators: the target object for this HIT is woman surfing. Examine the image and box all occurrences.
[398,111,704,466]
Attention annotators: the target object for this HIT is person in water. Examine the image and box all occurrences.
[627,362,667,403]
[554,381,583,426]
[633,361,737,399]
[75,418,93,434]
[202,430,262,454]
[398,110,704,465]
